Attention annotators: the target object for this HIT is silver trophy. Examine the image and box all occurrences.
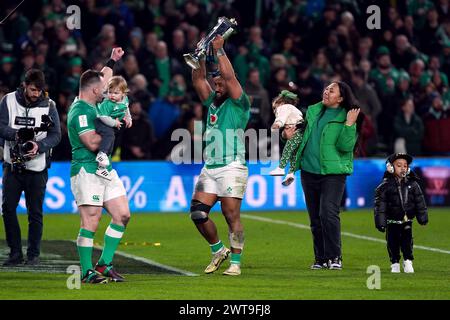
[183,17,237,70]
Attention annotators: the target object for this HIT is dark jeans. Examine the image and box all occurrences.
[94,118,117,155]
[386,222,414,263]
[2,165,48,258]
[301,170,347,261]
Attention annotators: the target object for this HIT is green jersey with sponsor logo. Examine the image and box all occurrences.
[67,98,112,177]
[202,92,251,168]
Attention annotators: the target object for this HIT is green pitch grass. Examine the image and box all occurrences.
[0,209,449,300]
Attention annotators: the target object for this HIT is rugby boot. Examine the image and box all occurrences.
[204,247,230,274]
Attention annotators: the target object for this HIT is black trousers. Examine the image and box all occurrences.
[2,165,48,258]
[301,170,347,261]
[386,222,414,263]
[94,118,117,155]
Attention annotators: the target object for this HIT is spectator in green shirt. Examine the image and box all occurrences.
[407,0,435,29]
[233,45,270,87]
[369,46,400,99]
[369,46,400,144]
[420,55,449,92]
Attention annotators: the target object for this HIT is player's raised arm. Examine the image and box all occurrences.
[212,35,242,100]
[192,55,213,102]
[101,47,124,91]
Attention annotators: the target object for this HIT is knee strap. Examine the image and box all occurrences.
[190,200,211,224]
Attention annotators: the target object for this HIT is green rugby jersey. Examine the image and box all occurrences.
[369,67,400,95]
[202,92,251,168]
[67,98,112,177]
[97,96,129,120]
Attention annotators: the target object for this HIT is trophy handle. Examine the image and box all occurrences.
[222,28,234,40]
[183,17,238,70]
[183,53,201,70]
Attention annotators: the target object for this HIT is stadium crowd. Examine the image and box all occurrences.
[0,0,449,161]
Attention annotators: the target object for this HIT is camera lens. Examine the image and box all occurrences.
[22,141,34,153]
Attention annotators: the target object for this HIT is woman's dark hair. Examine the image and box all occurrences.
[333,81,365,130]
[333,81,365,153]
[335,81,358,112]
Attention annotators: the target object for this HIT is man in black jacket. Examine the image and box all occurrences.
[374,153,428,274]
[0,69,61,266]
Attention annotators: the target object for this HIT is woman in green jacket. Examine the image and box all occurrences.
[283,81,362,270]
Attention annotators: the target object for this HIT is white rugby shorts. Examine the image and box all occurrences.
[194,161,248,199]
[70,167,126,206]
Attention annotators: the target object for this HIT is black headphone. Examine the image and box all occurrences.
[386,160,411,175]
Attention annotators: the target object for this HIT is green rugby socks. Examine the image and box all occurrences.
[230,253,241,265]
[98,223,125,266]
[77,228,95,277]
[210,240,225,254]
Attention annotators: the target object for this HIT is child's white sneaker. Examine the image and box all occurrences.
[403,260,414,273]
[96,152,110,167]
[269,167,285,176]
[282,173,295,186]
[390,263,400,273]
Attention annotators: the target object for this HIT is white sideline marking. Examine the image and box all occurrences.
[70,241,198,276]
[242,214,450,255]
[110,248,199,277]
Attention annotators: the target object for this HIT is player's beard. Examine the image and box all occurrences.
[24,89,39,104]
[96,91,104,103]
[25,94,38,103]
[214,93,227,106]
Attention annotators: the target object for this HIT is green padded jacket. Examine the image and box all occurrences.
[294,101,357,175]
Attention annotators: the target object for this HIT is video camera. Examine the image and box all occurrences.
[10,114,54,173]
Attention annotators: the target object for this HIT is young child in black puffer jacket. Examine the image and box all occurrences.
[374,153,428,273]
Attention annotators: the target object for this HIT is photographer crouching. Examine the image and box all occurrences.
[0,69,61,266]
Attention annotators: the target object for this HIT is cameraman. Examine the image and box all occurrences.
[0,69,61,266]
